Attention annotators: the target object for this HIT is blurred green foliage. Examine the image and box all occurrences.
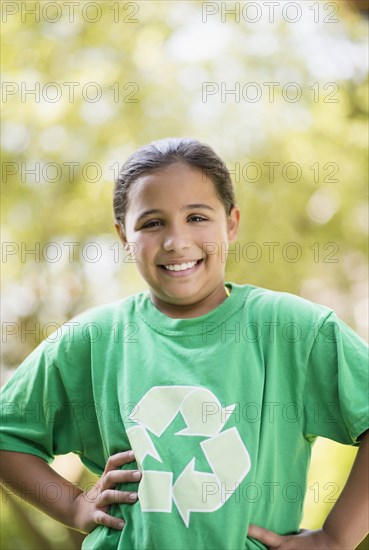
[1,0,368,548]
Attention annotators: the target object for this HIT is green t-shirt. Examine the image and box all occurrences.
[1,284,368,550]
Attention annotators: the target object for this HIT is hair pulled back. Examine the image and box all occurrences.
[113,137,236,228]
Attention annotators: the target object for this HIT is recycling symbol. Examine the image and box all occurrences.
[126,386,251,527]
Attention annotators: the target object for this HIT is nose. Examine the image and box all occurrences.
[162,223,191,252]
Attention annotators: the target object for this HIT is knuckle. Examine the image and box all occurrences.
[104,470,115,484]
[96,491,106,507]
[108,489,120,503]
[113,451,127,462]
[127,470,141,483]
[94,511,105,526]
[86,484,101,504]
[93,482,103,495]
[106,455,115,468]
[94,510,123,531]
[112,490,126,503]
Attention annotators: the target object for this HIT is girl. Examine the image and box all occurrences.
[1,138,368,550]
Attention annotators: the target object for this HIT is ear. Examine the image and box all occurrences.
[227,206,240,242]
[115,222,127,246]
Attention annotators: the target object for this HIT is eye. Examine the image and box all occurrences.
[188,215,208,223]
[142,220,163,229]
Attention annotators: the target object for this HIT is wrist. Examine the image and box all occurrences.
[55,485,91,534]
[69,491,94,534]
[70,491,97,534]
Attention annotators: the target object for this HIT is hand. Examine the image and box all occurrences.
[248,525,343,549]
[72,450,142,533]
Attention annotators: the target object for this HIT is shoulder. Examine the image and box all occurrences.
[71,292,141,324]
[41,292,145,360]
[231,283,333,324]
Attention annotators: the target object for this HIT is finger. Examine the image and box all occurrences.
[100,469,142,491]
[248,524,283,548]
[98,489,139,507]
[103,451,136,474]
[93,510,126,531]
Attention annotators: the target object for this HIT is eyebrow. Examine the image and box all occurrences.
[136,204,215,222]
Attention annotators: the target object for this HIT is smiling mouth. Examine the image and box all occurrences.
[159,259,203,272]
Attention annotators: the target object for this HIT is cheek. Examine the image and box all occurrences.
[132,237,156,261]
[199,227,228,250]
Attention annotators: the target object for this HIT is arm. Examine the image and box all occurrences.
[0,449,141,533]
[322,429,369,547]
[248,430,369,549]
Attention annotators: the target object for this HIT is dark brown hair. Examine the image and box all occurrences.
[113,137,236,228]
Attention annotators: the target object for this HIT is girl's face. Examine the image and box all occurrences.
[116,162,240,318]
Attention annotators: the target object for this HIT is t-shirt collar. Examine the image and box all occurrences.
[136,283,250,336]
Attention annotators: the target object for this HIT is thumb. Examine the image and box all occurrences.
[248,524,283,548]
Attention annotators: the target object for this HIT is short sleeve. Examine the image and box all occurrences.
[303,312,369,445]
[0,340,84,462]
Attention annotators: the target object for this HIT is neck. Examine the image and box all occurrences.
[150,284,230,319]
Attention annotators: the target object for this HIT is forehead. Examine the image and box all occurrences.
[127,163,219,206]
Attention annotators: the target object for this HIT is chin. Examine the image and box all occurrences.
[159,290,200,304]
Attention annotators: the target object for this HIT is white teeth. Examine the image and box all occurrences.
[163,260,198,271]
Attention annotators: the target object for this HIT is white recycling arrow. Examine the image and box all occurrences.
[126,425,172,511]
[172,427,251,526]
[126,385,251,527]
[176,387,236,436]
[129,385,235,437]
[126,424,162,469]
[138,470,173,513]
[129,386,194,436]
